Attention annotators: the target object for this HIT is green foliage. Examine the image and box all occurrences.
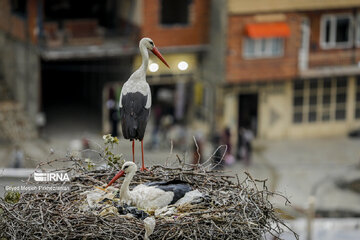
[103,134,124,168]
[4,191,20,204]
[84,158,95,171]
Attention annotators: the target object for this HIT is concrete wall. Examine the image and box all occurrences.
[117,0,143,26]
[223,78,360,141]
[0,31,40,123]
[222,82,292,143]
[287,77,360,139]
[228,0,360,14]
[202,0,227,132]
[258,82,292,139]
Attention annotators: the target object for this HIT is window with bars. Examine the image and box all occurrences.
[161,0,191,26]
[243,37,284,58]
[355,77,360,119]
[320,14,353,49]
[292,77,347,124]
[11,0,27,16]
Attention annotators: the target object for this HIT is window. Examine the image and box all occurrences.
[11,0,27,16]
[355,15,360,46]
[320,14,353,49]
[243,37,284,58]
[335,77,347,120]
[355,77,360,119]
[161,0,191,25]
[292,77,348,124]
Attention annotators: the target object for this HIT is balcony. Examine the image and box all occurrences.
[300,49,360,78]
[38,0,140,60]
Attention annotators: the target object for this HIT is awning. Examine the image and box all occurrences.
[245,22,290,38]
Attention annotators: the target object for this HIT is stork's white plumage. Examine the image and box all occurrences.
[119,38,169,171]
[105,162,192,210]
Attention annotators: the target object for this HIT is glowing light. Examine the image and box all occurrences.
[178,61,188,71]
[149,63,159,72]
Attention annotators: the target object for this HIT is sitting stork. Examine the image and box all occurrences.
[105,161,192,210]
[119,38,169,171]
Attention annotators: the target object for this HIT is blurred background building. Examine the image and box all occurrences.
[1,1,360,238]
[2,0,360,147]
[221,0,360,147]
[0,0,213,144]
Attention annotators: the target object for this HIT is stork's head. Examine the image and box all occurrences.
[122,161,138,174]
[140,37,170,68]
[105,161,137,188]
[140,37,155,50]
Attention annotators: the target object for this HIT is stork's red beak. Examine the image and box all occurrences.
[105,170,125,188]
[151,47,170,68]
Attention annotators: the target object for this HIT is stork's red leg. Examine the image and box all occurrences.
[140,140,148,171]
[132,140,135,163]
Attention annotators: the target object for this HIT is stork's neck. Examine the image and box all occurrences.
[139,44,149,73]
[120,170,135,201]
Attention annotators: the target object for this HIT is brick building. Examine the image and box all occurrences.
[105,0,211,137]
[219,0,360,148]
[0,0,211,139]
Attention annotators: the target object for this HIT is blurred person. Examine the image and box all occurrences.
[160,114,173,146]
[35,112,46,138]
[151,104,163,149]
[106,87,119,137]
[237,128,245,161]
[81,137,91,159]
[168,123,187,151]
[11,145,24,168]
[212,132,224,169]
[238,127,254,166]
[222,127,235,166]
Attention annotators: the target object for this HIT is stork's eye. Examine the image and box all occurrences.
[123,165,129,170]
[149,41,154,46]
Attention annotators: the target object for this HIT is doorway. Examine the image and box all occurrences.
[238,93,258,136]
[40,57,131,138]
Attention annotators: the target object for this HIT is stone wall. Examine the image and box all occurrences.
[0,31,40,124]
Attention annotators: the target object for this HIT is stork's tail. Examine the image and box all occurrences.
[122,115,138,140]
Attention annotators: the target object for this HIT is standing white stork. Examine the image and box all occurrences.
[105,161,192,210]
[119,38,169,171]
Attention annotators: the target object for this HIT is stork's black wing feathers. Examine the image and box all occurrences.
[120,92,150,141]
[143,179,189,187]
[143,180,192,204]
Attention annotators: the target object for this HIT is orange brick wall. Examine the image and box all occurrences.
[306,9,360,68]
[28,0,39,44]
[141,0,209,47]
[226,14,301,83]
[0,0,25,41]
[0,0,38,44]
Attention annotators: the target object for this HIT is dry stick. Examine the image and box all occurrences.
[193,136,201,165]
[0,156,298,240]
[176,154,183,165]
[203,144,227,170]
[165,139,173,167]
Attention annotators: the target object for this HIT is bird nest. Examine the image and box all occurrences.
[0,156,298,240]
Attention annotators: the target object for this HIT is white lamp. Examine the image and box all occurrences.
[178,61,188,71]
[149,63,159,72]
